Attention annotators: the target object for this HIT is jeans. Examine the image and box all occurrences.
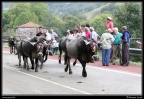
[102,48,111,65]
[51,47,58,54]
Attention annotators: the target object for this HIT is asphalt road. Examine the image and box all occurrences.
[2,51,142,95]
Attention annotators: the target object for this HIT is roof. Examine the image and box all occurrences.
[17,22,43,28]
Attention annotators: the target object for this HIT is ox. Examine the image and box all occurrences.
[16,36,48,72]
[38,40,50,69]
[8,36,17,54]
[15,36,31,68]
[59,36,95,77]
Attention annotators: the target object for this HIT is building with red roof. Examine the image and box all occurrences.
[16,22,45,37]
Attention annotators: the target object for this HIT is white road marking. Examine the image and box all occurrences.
[3,65,20,71]
[3,64,92,94]
[3,51,141,77]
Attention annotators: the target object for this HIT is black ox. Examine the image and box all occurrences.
[15,36,48,72]
[8,36,17,54]
[59,36,95,77]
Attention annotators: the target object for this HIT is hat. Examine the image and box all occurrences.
[67,29,70,32]
[122,26,127,30]
[107,17,112,21]
[106,28,113,33]
[90,27,94,31]
[51,29,53,32]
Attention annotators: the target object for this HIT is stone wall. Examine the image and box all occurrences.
[16,28,38,37]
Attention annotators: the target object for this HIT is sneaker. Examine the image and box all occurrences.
[102,64,105,66]
[112,63,115,65]
[110,60,113,63]
[122,64,128,67]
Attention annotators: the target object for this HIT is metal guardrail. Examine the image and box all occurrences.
[97,47,142,57]
[129,48,142,57]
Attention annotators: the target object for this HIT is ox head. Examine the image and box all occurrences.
[29,36,48,61]
[8,36,16,46]
[84,40,96,53]
[83,40,96,63]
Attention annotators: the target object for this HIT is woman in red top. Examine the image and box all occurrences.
[106,17,114,32]
[85,27,91,40]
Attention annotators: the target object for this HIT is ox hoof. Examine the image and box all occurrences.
[31,67,34,70]
[64,68,68,72]
[69,71,73,74]
[73,62,76,66]
[35,69,38,72]
[64,62,67,65]
[82,72,87,77]
[59,60,61,64]
[40,66,43,69]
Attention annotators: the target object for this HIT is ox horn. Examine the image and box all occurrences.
[84,40,90,45]
[30,42,36,46]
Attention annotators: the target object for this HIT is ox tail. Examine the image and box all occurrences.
[58,40,62,64]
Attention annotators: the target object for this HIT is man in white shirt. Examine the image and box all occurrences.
[100,29,115,66]
[50,29,58,39]
[90,27,100,43]
[46,30,51,41]
[90,27,100,55]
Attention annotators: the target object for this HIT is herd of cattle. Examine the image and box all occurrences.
[8,36,98,77]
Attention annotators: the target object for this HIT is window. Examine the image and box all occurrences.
[30,32,33,36]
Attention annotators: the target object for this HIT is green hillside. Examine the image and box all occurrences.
[47,2,107,16]
[3,2,123,20]
[82,3,124,20]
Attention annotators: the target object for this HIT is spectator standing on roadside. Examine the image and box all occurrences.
[100,29,115,66]
[50,29,58,40]
[121,26,131,66]
[90,27,100,55]
[85,27,91,40]
[111,27,123,65]
[36,27,47,37]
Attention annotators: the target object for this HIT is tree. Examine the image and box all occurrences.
[29,3,50,24]
[46,16,65,40]
[13,11,39,28]
[114,2,142,38]
[62,14,80,30]
[2,2,51,30]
